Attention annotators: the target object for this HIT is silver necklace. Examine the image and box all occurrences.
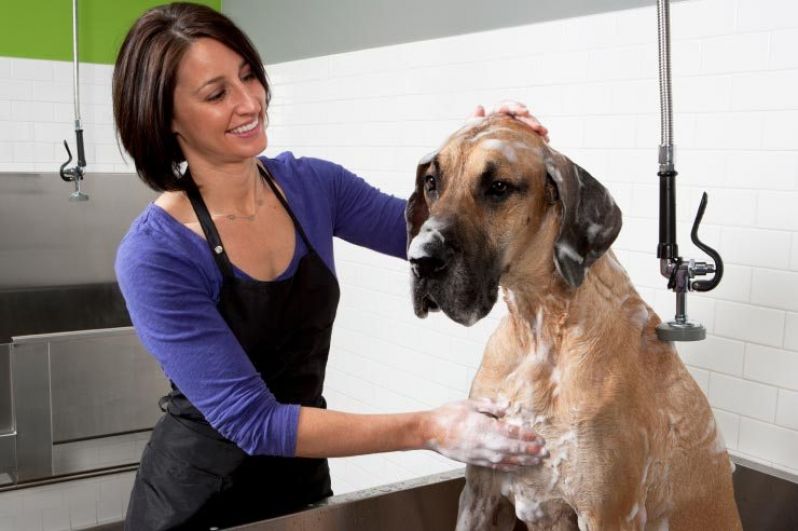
[209,178,265,222]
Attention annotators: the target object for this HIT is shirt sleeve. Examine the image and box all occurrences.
[115,227,300,457]
[328,163,408,260]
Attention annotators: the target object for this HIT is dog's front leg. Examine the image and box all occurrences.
[456,466,517,531]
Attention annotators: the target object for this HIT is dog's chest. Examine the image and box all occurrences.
[474,324,586,521]
[506,417,578,495]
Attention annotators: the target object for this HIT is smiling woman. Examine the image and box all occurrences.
[111,3,548,529]
[172,39,268,167]
[112,4,270,192]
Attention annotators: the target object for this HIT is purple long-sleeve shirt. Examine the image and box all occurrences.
[116,153,407,457]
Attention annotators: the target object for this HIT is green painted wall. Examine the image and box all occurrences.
[0,0,221,64]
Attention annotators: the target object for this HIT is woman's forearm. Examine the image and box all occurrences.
[294,406,430,458]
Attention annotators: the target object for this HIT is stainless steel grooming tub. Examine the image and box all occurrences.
[234,469,466,531]
[228,459,798,531]
[85,459,798,531]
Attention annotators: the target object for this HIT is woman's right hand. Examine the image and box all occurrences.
[470,102,550,143]
[423,399,547,471]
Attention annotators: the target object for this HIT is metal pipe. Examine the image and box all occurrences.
[0,463,139,493]
[60,0,88,200]
[71,0,86,169]
[71,0,81,127]
[656,0,677,261]
[656,0,673,172]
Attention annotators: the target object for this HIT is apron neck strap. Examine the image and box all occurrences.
[181,168,237,281]
[257,160,315,253]
[180,159,319,282]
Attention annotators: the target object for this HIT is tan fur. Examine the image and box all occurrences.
[431,117,741,530]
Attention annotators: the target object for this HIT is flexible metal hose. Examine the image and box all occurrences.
[71,0,81,128]
[657,0,674,171]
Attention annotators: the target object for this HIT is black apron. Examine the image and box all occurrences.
[126,163,340,530]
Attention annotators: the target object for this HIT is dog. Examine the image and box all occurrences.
[405,115,741,530]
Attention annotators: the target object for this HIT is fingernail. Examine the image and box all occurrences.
[539,447,549,458]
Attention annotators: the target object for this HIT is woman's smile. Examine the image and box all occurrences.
[229,117,261,136]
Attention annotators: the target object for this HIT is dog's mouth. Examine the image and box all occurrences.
[425,295,440,312]
[415,288,440,316]
[411,263,500,327]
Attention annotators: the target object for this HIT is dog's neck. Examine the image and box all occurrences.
[503,250,637,345]
[498,248,642,415]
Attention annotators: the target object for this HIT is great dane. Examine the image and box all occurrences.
[406,115,741,530]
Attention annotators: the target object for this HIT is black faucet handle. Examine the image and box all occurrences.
[60,140,74,181]
[690,192,724,292]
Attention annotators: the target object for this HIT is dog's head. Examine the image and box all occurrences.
[406,115,622,326]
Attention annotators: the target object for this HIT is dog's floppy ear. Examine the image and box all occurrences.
[405,151,436,251]
[544,146,622,288]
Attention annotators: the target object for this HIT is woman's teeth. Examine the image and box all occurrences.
[230,119,259,134]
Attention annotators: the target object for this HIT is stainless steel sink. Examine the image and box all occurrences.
[84,458,798,531]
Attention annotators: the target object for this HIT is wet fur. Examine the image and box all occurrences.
[406,116,741,530]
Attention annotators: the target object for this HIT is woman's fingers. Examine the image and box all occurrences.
[426,399,549,468]
[484,100,551,143]
[481,426,548,457]
[469,105,487,119]
[473,397,508,418]
[498,422,541,441]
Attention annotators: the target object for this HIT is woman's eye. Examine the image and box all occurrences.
[425,175,437,192]
[487,181,511,198]
[207,90,225,102]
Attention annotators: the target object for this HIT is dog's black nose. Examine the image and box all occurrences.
[410,254,449,279]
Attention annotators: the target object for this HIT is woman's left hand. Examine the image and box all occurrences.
[470,101,550,143]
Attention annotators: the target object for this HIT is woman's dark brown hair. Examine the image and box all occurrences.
[113,2,270,191]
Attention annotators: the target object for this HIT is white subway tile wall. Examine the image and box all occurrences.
[261,0,798,493]
[0,57,129,174]
[0,0,796,525]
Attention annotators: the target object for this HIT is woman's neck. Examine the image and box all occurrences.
[185,156,263,215]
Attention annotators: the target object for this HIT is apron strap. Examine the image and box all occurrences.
[181,169,237,281]
[257,160,318,254]
[181,160,320,281]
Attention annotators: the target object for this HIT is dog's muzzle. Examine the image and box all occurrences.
[407,219,500,326]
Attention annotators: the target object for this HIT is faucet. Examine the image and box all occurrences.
[60,133,88,202]
[59,0,88,202]
[654,0,723,342]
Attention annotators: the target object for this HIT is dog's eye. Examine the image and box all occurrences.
[487,180,512,198]
[425,174,437,193]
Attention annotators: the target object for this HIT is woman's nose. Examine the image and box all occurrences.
[232,83,259,113]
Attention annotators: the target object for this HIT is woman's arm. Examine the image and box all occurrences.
[116,224,300,456]
[296,400,547,470]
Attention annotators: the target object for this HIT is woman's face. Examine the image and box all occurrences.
[172,38,267,167]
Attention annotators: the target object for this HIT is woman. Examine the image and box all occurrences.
[113,3,549,529]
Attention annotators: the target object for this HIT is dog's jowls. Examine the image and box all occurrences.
[405,115,741,530]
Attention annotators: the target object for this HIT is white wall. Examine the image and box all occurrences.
[0,59,129,174]
[0,0,797,525]
[262,0,798,493]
